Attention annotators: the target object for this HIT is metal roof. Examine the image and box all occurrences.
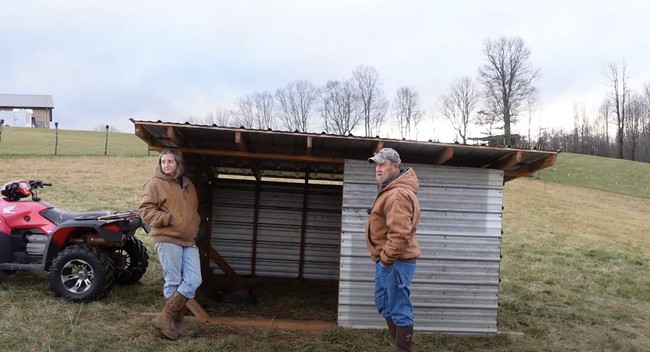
[131,119,558,182]
[0,94,54,109]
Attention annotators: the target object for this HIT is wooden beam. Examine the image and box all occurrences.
[504,154,558,180]
[235,131,245,151]
[374,141,384,153]
[526,154,557,172]
[166,126,184,147]
[306,136,313,156]
[134,125,154,146]
[206,246,238,277]
[186,299,211,319]
[493,151,524,169]
[139,313,336,331]
[504,169,536,179]
[234,131,261,179]
[188,316,336,331]
[148,145,345,164]
[433,147,453,165]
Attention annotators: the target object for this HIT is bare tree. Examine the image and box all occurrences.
[643,83,650,160]
[392,87,424,140]
[235,95,256,128]
[478,37,540,144]
[604,62,629,159]
[476,104,499,137]
[438,76,480,143]
[572,102,591,154]
[235,92,276,129]
[353,65,389,137]
[185,115,201,124]
[275,80,319,132]
[525,96,539,148]
[253,92,275,129]
[597,100,611,157]
[319,80,362,135]
[204,108,234,126]
[626,93,644,160]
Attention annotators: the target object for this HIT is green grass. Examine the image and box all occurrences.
[536,152,650,199]
[0,129,649,351]
[0,126,150,156]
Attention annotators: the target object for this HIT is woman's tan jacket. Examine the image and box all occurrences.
[139,169,200,247]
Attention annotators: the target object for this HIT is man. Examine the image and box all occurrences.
[366,147,421,352]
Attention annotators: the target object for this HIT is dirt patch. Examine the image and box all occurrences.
[199,277,339,322]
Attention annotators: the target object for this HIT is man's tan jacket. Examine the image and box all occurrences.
[366,168,421,265]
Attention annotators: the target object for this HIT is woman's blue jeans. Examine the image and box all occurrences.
[155,242,202,299]
[374,260,416,327]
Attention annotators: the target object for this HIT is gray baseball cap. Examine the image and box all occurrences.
[368,147,401,164]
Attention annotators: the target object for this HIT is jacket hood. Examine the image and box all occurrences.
[380,168,419,194]
[152,168,178,183]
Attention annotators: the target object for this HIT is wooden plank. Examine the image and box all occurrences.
[140,312,336,331]
[186,298,211,319]
[207,246,238,277]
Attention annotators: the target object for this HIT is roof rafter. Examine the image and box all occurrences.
[235,131,262,180]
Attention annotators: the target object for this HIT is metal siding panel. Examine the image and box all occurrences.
[339,159,502,334]
[211,182,256,276]
[211,180,341,280]
[0,94,54,108]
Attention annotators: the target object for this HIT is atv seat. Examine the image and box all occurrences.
[42,208,112,225]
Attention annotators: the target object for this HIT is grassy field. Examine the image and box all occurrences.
[536,152,650,199]
[0,126,150,156]
[0,129,648,351]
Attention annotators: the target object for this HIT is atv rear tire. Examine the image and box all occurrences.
[110,237,149,285]
[49,245,115,302]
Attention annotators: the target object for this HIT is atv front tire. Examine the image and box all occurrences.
[109,237,149,285]
[49,245,115,302]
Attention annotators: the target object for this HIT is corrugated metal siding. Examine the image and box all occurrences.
[211,179,342,280]
[339,159,503,334]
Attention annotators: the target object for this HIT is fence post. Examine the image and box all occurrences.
[54,122,59,155]
[0,119,4,144]
[104,125,109,156]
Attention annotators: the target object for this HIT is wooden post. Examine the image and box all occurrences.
[54,122,59,155]
[104,125,109,156]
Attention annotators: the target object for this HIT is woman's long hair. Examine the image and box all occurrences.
[156,148,184,178]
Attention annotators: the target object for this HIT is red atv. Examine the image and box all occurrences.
[0,179,149,302]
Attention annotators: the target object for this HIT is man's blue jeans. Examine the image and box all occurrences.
[155,242,202,299]
[375,260,416,327]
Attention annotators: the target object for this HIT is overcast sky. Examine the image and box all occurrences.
[2,0,649,142]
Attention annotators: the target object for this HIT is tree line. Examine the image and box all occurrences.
[540,63,650,163]
[188,36,650,163]
[191,66,424,141]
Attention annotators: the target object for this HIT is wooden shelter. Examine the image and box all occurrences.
[132,119,557,333]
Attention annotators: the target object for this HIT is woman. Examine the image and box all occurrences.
[139,149,202,340]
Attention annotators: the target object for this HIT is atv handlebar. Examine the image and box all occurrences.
[28,180,52,189]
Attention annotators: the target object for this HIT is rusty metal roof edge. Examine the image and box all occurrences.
[130,119,559,156]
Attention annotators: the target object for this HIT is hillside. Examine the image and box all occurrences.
[0,125,149,156]
[0,128,648,350]
[536,152,650,199]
